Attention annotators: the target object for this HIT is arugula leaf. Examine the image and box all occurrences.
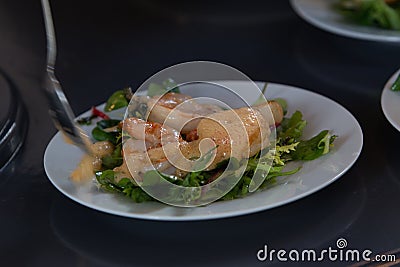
[126,187,154,203]
[119,177,153,203]
[142,170,181,185]
[221,164,302,200]
[96,119,121,129]
[391,73,400,91]
[101,143,123,169]
[96,170,116,186]
[95,171,153,203]
[291,130,337,161]
[91,127,120,145]
[104,90,129,112]
[92,123,123,168]
[278,111,307,143]
[265,165,301,179]
[221,176,252,200]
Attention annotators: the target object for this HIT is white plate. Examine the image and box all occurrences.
[44,82,363,221]
[382,69,400,131]
[290,0,400,42]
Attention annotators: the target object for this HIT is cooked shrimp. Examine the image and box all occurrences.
[253,100,284,126]
[114,140,174,181]
[123,117,181,148]
[147,93,223,133]
[117,100,283,178]
[180,100,283,170]
[155,92,192,109]
[115,117,181,179]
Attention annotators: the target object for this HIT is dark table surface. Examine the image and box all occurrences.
[1,0,400,266]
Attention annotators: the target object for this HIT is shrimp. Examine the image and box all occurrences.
[123,117,181,148]
[116,100,284,179]
[147,93,223,133]
[253,100,284,126]
[114,117,181,180]
[180,100,283,170]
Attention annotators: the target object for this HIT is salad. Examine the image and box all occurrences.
[72,81,336,204]
[336,0,400,30]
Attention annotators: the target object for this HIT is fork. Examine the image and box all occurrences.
[41,0,91,153]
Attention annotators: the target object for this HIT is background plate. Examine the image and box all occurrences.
[290,0,400,42]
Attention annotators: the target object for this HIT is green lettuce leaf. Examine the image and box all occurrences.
[291,130,337,161]
[104,90,129,112]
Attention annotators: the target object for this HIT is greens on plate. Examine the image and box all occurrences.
[336,0,400,30]
[391,73,400,91]
[74,80,337,203]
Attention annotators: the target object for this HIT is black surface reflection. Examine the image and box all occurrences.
[0,158,17,188]
[50,171,366,267]
[383,126,400,189]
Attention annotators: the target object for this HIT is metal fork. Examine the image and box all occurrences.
[41,0,90,153]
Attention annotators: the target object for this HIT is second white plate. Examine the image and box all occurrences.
[290,0,400,42]
[44,82,363,221]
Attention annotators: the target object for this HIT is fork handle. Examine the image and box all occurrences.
[43,71,90,152]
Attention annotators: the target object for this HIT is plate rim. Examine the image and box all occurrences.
[290,0,400,42]
[44,82,363,221]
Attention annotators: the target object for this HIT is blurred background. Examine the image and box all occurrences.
[1,0,399,113]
